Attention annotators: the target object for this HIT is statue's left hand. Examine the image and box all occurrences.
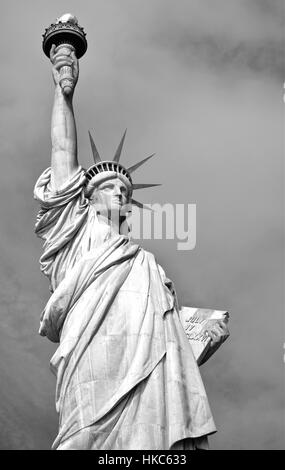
[206,320,230,347]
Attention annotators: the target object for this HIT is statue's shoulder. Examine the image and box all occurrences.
[127,242,167,279]
[135,246,164,271]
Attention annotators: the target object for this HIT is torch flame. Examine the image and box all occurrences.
[55,13,78,25]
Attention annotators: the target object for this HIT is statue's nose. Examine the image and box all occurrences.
[113,186,123,196]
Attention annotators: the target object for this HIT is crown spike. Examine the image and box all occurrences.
[113,129,127,162]
[131,198,153,211]
[132,183,161,190]
[88,131,101,163]
[127,154,155,174]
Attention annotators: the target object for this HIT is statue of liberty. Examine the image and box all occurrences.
[34,16,229,451]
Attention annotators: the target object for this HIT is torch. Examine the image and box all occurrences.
[42,13,87,95]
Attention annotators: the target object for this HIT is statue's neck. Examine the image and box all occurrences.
[96,213,125,235]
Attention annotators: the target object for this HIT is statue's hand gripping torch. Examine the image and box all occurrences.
[52,43,76,95]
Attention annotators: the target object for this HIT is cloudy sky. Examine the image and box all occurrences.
[0,0,283,449]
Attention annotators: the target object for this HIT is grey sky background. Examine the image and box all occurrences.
[0,0,284,449]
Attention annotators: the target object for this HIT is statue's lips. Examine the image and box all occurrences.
[110,198,124,206]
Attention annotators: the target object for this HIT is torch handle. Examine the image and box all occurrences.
[56,44,75,96]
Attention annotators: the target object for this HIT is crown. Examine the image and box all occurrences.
[84,130,160,210]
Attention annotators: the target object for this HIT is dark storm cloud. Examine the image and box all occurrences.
[0,251,56,449]
[152,33,284,80]
[121,0,284,81]
[252,0,284,18]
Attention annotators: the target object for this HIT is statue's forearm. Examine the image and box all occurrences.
[51,85,79,189]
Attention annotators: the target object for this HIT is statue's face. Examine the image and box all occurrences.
[92,177,130,218]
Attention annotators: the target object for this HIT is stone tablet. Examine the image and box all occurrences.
[179,307,229,365]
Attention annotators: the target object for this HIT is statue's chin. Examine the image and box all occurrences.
[96,207,126,222]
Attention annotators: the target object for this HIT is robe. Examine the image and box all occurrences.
[34,166,216,450]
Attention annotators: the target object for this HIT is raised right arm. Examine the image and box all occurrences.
[50,45,79,189]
